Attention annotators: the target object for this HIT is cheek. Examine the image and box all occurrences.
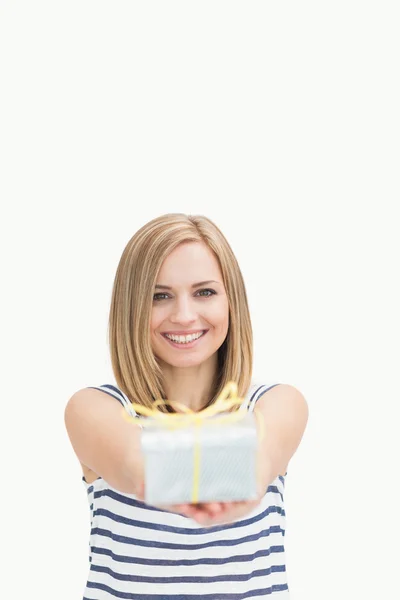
[150,307,164,332]
[208,301,229,326]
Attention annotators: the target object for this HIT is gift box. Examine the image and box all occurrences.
[141,410,259,505]
[123,382,262,506]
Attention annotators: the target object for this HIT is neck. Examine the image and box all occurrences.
[159,354,218,412]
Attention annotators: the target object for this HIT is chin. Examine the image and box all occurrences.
[160,355,207,368]
[155,347,217,369]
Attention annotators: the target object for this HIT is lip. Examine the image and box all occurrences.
[161,330,208,349]
[162,329,207,335]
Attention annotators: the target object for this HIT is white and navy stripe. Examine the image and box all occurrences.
[81,381,289,599]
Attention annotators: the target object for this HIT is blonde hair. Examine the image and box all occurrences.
[108,213,253,413]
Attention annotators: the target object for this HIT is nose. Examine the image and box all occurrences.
[169,295,197,325]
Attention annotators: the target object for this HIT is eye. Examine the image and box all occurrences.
[153,293,170,301]
[197,288,216,297]
[152,289,216,301]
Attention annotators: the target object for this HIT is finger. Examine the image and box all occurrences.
[187,503,223,521]
[203,502,224,516]
[183,506,200,517]
[177,503,207,519]
[220,501,236,511]
[192,510,212,524]
[155,502,190,515]
[172,504,190,513]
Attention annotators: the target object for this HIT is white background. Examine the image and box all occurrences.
[1,1,399,599]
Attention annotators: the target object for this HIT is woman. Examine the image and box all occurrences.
[64,212,308,599]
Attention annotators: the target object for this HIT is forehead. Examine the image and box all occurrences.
[157,242,222,281]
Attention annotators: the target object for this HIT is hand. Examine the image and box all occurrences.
[136,481,263,526]
[178,495,263,526]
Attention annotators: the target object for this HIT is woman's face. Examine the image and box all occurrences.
[150,241,230,368]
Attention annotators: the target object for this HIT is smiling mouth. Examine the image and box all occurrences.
[161,330,208,347]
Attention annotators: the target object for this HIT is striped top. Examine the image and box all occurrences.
[81,382,290,599]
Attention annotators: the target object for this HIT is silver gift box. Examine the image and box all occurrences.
[140,411,258,505]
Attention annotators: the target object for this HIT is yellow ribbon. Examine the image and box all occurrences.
[122,381,264,503]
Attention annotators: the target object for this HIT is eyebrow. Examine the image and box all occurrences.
[154,280,220,290]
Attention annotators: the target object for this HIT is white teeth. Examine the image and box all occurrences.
[165,331,204,343]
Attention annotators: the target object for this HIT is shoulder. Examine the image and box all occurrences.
[254,383,309,435]
[250,382,308,431]
[67,383,134,485]
[255,383,307,409]
[246,380,283,411]
[85,384,126,405]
